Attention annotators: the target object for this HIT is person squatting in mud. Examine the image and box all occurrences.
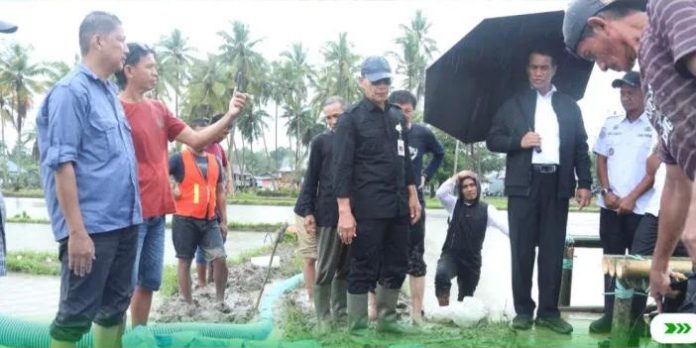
[434,170,508,307]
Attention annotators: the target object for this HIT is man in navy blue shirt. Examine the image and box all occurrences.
[389,90,444,324]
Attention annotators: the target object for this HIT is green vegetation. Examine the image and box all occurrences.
[6,211,285,232]
[228,191,296,206]
[5,251,60,276]
[279,298,517,348]
[159,265,179,297]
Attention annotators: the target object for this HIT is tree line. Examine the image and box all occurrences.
[0,10,504,191]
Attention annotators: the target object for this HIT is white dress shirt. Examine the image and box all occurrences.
[531,86,560,165]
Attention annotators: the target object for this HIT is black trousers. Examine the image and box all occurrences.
[631,213,688,257]
[407,206,427,277]
[50,227,138,342]
[347,216,410,294]
[508,170,568,319]
[435,251,481,301]
[599,208,642,314]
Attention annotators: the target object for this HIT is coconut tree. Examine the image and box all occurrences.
[392,10,437,103]
[157,29,195,116]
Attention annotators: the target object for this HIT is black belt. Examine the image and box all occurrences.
[532,164,558,174]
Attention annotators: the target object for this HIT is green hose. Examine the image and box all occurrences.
[0,273,304,347]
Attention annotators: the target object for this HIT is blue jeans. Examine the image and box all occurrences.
[132,216,166,291]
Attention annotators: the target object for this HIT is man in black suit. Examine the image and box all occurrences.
[486,47,592,334]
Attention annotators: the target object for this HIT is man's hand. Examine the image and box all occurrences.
[409,195,422,225]
[456,170,476,180]
[575,188,592,209]
[68,230,95,277]
[304,214,317,235]
[219,222,228,241]
[617,196,636,215]
[520,132,541,149]
[338,211,357,245]
[650,267,674,312]
[227,92,248,117]
[603,192,620,210]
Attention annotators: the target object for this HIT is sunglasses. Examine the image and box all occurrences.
[371,78,392,86]
[325,113,341,118]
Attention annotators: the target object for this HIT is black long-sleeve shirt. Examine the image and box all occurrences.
[333,98,416,220]
[293,130,338,227]
[406,123,445,202]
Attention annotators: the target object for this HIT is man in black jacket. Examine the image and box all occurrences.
[294,96,349,332]
[486,47,592,334]
[333,56,421,334]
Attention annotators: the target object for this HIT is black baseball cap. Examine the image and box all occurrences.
[0,20,17,34]
[611,71,641,88]
[361,56,391,82]
[563,0,645,56]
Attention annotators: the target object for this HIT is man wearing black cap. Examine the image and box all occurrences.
[0,19,16,279]
[590,71,657,333]
[563,0,696,312]
[486,46,592,334]
[333,56,421,333]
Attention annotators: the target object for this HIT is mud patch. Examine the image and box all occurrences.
[153,242,297,323]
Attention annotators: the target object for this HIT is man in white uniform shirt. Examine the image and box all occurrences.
[590,71,657,334]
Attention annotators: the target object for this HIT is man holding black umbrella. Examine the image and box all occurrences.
[0,19,17,279]
[486,46,592,334]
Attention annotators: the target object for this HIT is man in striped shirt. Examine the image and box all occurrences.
[563,0,696,312]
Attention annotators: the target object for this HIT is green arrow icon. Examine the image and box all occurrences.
[665,323,693,334]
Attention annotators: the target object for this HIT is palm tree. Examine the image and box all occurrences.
[283,99,316,171]
[392,10,438,103]
[44,61,72,86]
[281,42,313,101]
[311,33,361,114]
[217,21,266,95]
[268,61,286,168]
[218,21,267,180]
[157,29,195,116]
[236,105,269,174]
[182,55,228,120]
[0,43,50,149]
[0,82,14,156]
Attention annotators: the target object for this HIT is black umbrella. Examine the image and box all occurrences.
[424,10,593,144]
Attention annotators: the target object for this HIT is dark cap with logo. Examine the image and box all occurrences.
[563,0,645,55]
[361,56,391,82]
[612,71,641,88]
[0,20,17,34]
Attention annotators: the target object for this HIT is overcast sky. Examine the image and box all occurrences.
[1,0,625,151]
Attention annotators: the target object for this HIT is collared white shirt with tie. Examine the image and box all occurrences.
[531,85,560,165]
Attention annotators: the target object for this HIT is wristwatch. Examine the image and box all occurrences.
[600,187,612,196]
